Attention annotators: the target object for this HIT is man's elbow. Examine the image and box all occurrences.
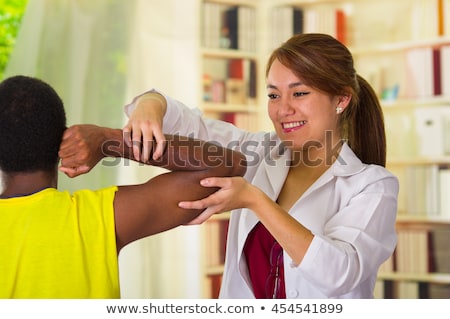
[205,147,247,177]
[227,151,247,177]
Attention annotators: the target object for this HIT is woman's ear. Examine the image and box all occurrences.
[336,94,352,114]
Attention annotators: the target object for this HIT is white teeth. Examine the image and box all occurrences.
[283,121,305,129]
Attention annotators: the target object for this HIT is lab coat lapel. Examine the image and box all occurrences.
[295,143,366,201]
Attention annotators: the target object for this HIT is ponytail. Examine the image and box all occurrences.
[343,75,386,167]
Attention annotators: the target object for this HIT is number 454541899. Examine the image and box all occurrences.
[271,303,343,314]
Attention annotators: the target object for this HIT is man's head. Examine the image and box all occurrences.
[0,75,66,173]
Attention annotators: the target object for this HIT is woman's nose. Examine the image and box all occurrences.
[278,99,295,117]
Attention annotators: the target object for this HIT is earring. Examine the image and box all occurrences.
[336,107,343,114]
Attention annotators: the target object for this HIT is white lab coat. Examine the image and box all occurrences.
[125,92,399,299]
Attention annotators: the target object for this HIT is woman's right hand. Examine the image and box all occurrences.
[123,93,167,162]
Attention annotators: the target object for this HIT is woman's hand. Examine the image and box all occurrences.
[123,93,167,162]
[179,176,258,225]
[58,124,106,178]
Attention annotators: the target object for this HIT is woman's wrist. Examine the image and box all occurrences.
[135,93,167,114]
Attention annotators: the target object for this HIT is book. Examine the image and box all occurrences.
[293,7,304,35]
[430,228,450,273]
[414,106,450,158]
[224,6,238,49]
[405,47,434,98]
[335,9,346,44]
[442,45,450,97]
[438,167,450,217]
[433,47,442,96]
[225,79,246,104]
[405,165,439,216]
[208,274,223,298]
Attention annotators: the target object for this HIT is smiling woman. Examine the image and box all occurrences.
[66,32,400,299]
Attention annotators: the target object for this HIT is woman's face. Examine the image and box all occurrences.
[266,59,346,154]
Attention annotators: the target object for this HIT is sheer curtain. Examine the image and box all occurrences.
[5,0,202,298]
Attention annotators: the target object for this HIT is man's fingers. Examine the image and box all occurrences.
[123,127,132,148]
[58,165,90,178]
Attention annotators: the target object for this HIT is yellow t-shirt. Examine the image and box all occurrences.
[0,186,119,298]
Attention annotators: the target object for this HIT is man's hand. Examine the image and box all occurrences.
[58,124,106,178]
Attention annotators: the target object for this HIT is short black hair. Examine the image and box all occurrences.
[0,75,66,173]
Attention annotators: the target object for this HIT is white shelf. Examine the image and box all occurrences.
[378,272,450,285]
[201,48,258,59]
[203,0,257,7]
[202,102,259,113]
[351,37,450,56]
[387,157,450,166]
[382,97,450,110]
[395,214,450,225]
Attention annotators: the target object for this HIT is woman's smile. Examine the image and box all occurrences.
[282,120,307,133]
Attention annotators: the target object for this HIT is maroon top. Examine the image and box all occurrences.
[243,222,286,298]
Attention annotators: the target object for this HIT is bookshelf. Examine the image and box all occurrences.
[199,0,262,298]
[199,0,450,298]
[376,216,450,298]
[200,0,262,134]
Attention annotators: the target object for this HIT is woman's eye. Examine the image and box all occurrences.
[293,92,309,97]
[267,93,278,99]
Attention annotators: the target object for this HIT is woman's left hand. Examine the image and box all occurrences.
[179,176,256,225]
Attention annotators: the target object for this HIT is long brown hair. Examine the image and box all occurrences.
[266,33,386,167]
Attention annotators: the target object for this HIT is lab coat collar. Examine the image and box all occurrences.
[259,141,366,198]
[332,142,366,176]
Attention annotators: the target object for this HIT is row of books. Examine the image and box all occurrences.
[395,229,432,274]
[269,5,346,50]
[389,282,450,299]
[376,227,450,298]
[403,45,450,99]
[403,165,450,217]
[201,0,450,54]
[410,0,450,40]
[362,45,450,101]
[203,58,257,105]
[203,219,229,268]
[380,228,450,274]
[268,0,449,50]
[202,3,256,52]
[220,112,259,132]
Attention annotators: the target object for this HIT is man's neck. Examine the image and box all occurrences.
[1,170,57,198]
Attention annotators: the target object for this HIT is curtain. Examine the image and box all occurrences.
[5,0,202,298]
